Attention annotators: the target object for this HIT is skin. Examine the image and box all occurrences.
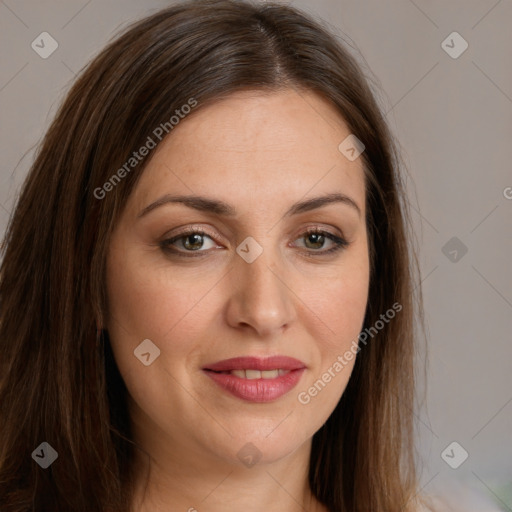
[105,88,370,512]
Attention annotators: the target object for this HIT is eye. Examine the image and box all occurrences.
[293,227,349,256]
[160,227,219,257]
[159,226,349,259]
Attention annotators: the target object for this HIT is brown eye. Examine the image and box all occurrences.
[181,233,207,251]
[160,228,219,257]
[294,228,349,256]
[304,232,325,250]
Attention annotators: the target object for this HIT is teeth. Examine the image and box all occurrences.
[245,370,261,380]
[227,369,291,379]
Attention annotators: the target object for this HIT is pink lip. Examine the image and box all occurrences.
[203,356,306,372]
[203,356,307,403]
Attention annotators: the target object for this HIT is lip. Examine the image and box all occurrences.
[203,356,306,372]
[203,356,306,403]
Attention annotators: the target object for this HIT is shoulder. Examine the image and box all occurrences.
[411,488,506,512]
[403,494,453,512]
[409,492,470,512]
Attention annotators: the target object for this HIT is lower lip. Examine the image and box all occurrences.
[203,369,306,403]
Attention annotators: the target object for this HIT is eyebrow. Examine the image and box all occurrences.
[137,192,361,219]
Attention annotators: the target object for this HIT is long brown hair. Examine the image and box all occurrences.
[0,1,425,510]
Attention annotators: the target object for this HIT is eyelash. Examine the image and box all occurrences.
[159,226,349,259]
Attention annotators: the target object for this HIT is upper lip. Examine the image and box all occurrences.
[203,356,306,372]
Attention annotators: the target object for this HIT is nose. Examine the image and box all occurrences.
[225,248,297,337]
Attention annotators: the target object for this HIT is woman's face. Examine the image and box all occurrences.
[106,89,369,469]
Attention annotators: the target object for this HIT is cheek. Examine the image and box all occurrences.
[298,245,369,411]
[295,267,368,423]
[327,275,368,342]
[106,250,209,340]
[105,245,226,391]
[106,234,370,361]
[104,250,213,409]
[309,253,369,352]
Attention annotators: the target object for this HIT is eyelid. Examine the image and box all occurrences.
[163,225,222,253]
[291,224,344,241]
[167,224,216,238]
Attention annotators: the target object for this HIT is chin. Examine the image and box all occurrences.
[208,425,312,469]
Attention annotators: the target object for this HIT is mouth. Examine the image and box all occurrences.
[202,356,306,403]
[203,355,306,372]
[206,368,292,379]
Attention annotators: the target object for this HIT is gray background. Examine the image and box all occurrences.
[1,0,511,508]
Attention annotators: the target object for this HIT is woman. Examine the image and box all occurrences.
[0,1,431,510]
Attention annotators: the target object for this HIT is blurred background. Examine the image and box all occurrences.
[1,0,510,509]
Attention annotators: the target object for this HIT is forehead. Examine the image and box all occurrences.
[129,89,366,215]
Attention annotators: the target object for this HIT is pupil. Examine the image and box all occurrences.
[306,233,324,249]
[184,234,203,250]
